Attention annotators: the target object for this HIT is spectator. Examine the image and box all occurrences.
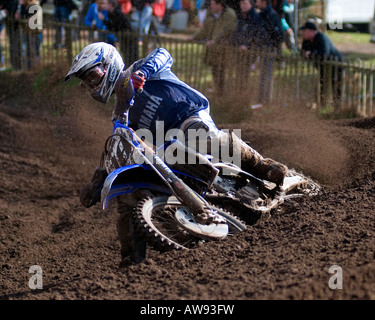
[150,0,166,34]
[233,0,267,88]
[226,0,240,15]
[181,0,193,26]
[84,0,109,42]
[20,0,43,69]
[130,0,155,40]
[256,0,284,52]
[0,6,5,70]
[172,0,182,11]
[0,0,22,70]
[191,0,237,95]
[254,0,284,106]
[282,0,296,53]
[100,0,137,66]
[300,20,343,108]
[159,0,174,32]
[195,0,209,28]
[283,0,294,30]
[235,0,267,50]
[271,0,283,16]
[118,0,132,15]
[53,0,77,49]
[78,0,93,26]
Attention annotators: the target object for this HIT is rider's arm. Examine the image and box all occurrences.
[112,74,135,120]
[131,48,173,80]
[112,48,173,119]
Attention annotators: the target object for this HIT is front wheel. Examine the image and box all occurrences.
[132,196,246,252]
[284,169,321,198]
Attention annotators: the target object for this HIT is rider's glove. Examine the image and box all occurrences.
[131,70,146,93]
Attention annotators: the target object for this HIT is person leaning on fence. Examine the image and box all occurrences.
[64,43,288,266]
[233,0,267,89]
[300,21,343,108]
[190,0,237,95]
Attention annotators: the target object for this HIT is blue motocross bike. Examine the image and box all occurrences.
[97,109,320,252]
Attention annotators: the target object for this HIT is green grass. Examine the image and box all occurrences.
[327,30,371,45]
[32,68,52,93]
[326,31,375,64]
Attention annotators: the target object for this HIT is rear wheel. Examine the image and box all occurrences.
[132,196,246,252]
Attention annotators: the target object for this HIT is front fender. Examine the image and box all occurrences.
[101,164,171,209]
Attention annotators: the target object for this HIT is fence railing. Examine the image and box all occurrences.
[0,18,374,118]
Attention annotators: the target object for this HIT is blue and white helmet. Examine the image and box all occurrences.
[65,42,125,103]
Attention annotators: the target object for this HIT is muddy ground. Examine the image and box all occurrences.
[0,69,375,302]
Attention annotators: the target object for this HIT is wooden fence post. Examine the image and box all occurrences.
[65,24,73,65]
[363,67,367,117]
[141,33,148,58]
[369,64,374,117]
[357,60,362,116]
[321,57,330,108]
[325,58,333,108]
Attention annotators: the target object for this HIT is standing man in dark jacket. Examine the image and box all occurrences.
[301,20,343,107]
[254,0,284,106]
[256,0,284,51]
[100,0,137,66]
[235,0,268,51]
[234,0,267,88]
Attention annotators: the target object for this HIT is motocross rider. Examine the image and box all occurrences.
[65,43,288,266]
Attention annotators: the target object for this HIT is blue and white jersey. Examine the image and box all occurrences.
[127,48,210,134]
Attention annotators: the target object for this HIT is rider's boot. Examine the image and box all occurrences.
[117,208,146,268]
[118,237,147,268]
[79,167,108,208]
[230,132,288,186]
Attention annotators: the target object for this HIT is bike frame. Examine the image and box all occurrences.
[101,119,212,212]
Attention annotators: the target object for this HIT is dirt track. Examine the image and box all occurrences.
[1,77,375,301]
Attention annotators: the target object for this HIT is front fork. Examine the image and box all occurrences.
[133,134,222,223]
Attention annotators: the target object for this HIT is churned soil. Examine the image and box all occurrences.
[1,79,375,301]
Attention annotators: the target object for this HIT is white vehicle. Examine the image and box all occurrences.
[326,0,375,31]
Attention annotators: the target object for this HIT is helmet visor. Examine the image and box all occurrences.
[79,65,106,90]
